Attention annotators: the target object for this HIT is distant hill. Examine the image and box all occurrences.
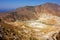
[0,9,15,12]
[0,3,60,22]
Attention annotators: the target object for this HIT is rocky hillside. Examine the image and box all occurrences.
[0,3,60,40]
[0,3,60,22]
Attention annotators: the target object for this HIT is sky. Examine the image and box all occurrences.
[0,0,60,10]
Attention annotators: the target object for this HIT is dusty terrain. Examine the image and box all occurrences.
[0,3,60,40]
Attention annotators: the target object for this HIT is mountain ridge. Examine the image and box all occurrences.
[0,3,60,21]
[0,3,60,40]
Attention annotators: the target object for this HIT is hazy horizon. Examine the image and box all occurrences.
[0,0,60,12]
